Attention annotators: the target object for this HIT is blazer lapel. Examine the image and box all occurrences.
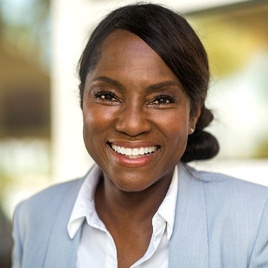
[44,178,85,268]
[169,163,209,268]
[41,164,208,267]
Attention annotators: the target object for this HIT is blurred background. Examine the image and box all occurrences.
[0,0,267,266]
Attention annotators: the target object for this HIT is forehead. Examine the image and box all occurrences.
[101,29,146,47]
[86,29,185,92]
[92,30,176,79]
[98,30,160,62]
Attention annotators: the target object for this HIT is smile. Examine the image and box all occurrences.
[110,144,158,158]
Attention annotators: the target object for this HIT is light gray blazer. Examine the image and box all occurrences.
[12,163,268,268]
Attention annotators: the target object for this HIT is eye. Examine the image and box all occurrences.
[150,94,176,105]
[94,91,120,104]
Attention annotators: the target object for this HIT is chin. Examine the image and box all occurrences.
[109,173,157,193]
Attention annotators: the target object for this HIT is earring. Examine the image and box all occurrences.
[190,128,195,134]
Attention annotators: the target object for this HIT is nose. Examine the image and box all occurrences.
[115,102,152,137]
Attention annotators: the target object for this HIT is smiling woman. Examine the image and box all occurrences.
[12,3,268,268]
[82,29,197,194]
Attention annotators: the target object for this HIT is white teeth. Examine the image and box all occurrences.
[139,148,145,155]
[111,144,157,157]
[132,148,139,155]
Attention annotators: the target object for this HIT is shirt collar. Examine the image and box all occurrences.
[67,165,101,239]
[67,165,179,240]
[156,166,178,239]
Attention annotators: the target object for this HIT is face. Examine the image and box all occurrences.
[82,30,199,192]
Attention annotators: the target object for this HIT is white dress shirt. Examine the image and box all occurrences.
[68,165,178,267]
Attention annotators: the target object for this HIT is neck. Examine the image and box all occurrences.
[95,171,173,225]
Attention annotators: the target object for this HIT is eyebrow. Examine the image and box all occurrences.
[92,76,181,91]
[146,81,181,91]
[92,76,125,90]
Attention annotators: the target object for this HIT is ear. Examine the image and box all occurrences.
[188,105,201,135]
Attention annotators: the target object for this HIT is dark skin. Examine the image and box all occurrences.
[95,172,172,267]
[82,30,200,268]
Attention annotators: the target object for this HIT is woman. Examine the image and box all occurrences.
[12,3,268,268]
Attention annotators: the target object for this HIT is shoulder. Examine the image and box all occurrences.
[185,163,268,199]
[12,177,86,267]
[182,163,268,221]
[20,177,84,207]
[180,164,268,265]
[14,177,85,225]
[180,163,268,219]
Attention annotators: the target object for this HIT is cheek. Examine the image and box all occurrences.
[82,108,108,159]
[160,112,190,152]
[82,109,105,152]
[83,105,113,133]
[83,112,101,134]
[168,123,189,149]
[157,110,190,137]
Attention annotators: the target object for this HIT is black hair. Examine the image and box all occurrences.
[78,3,219,162]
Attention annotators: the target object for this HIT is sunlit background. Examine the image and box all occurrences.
[0,0,268,266]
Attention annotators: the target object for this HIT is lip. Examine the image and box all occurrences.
[107,141,160,167]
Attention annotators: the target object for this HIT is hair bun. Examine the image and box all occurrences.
[196,105,214,130]
[182,130,219,162]
[182,105,219,162]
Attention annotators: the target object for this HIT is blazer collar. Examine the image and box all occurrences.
[44,177,85,268]
[42,163,208,267]
[169,163,209,267]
